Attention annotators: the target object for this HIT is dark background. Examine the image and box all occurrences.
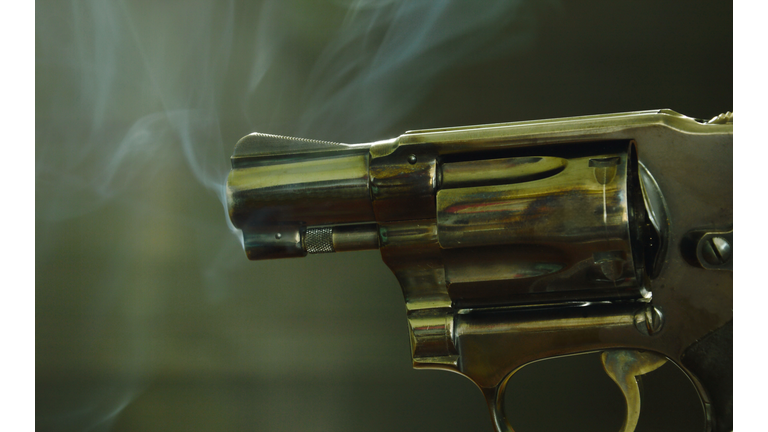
[36,1,731,431]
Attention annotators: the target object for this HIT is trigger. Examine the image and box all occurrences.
[601,350,667,432]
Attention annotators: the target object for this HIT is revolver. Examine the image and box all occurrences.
[226,109,733,432]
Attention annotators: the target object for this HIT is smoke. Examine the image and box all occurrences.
[36,0,551,429]
[37,0,545,221]
[296,0,539,141]
[36,0,236,222]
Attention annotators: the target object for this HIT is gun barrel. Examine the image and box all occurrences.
[226,133,380,259]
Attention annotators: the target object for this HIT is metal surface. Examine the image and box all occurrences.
[303,224,380,254]
[633,305,664,336]
[227,134,377,260]
[638,163,669,278]
[304,227,334,254]
[602,350,668,432]
[700,231,732,270]
[681,228,734,272]
[227,151,374,227]
[440,156,567,188]
[436,142,644,307]
[331,224,380,252]
[226,109,733,431]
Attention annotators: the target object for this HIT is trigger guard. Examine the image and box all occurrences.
[481,381,516,432]
[480,351,668,432]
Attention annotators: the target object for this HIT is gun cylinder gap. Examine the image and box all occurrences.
[304,223,380,254]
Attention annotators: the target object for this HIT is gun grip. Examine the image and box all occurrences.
[681,320,733,432]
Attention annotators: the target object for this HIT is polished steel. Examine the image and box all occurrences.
[440,156,567,188]
[304,227,334,254]
[230,132,348,168]
[227,133,378,259]
[633,305,664,336]
[331,223,380,252]
[227,151,374,226]
[682,228,733,272]
[302,224,380,254]
[226,109,733,432]
[702,236,732,266]
[602,350,668,432]
[370,148,440,222]
[638,162,668,278]
[241,224,306,260]
[436,142,645,308]
[706,111,733,125]
[408,308,459,367]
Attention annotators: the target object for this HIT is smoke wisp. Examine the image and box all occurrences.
[36,0,551,430]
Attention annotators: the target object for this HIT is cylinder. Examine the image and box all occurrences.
[436,141,647,307]
[441,156,567,188]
